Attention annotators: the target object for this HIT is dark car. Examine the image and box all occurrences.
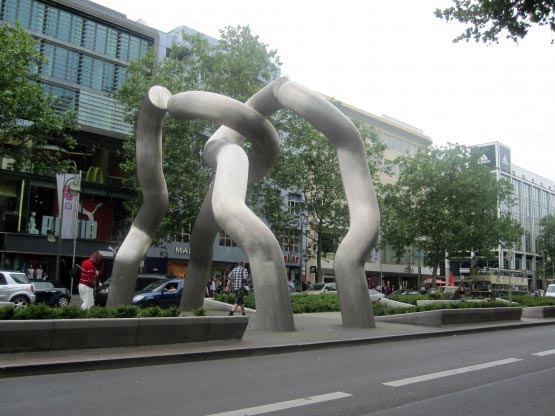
[132,278,184,308]
[94,274,172,306]
[31,280,71,307]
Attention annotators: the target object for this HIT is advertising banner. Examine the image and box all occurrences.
[499,144,511,173]
[56,173,80,239]
[477,144,496,169]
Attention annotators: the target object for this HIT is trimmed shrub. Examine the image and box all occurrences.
[506,295,555,306]
[12,303,59,320]
[0,305,15,320]
[87,306,113,319]
[290,294,340,313]
[110,305,139,318]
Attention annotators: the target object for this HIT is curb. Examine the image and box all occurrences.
[2,319,555,378]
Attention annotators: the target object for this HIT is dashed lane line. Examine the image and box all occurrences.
[383,358,523,387]
[205,391,353,416]
[531,349,555,357]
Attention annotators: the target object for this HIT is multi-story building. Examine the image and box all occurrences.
[470,142,555,290]
[305,102,435,288]
[0,0,158,287]
[0,0,302,287]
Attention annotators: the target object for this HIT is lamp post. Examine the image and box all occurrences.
[54,173,81,289]
[506,249,514,302]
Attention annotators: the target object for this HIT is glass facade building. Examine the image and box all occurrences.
[0,0,158,288]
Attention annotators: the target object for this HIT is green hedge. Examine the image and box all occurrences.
[216,293,540,316]
[502,295,555,306]
[0,304,180,320]
[4,294,553,320]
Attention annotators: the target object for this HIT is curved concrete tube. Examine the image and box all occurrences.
[168,91,295,332]
[112,80,379,331]
[274,81,379,328]
[106,86,171,307]
[181,79,288,314]
[180,80,379,329]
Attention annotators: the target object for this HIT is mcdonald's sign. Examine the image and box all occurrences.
[85,166,104,184]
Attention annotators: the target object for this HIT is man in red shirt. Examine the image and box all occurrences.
[78,251,101,310]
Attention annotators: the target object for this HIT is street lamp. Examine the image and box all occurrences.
[54,173,81,289]
[506,249,514,302]
[548,256,554,284]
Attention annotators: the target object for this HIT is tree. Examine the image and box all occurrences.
[115,26,281,240]
[0,22,76,174]
[258,113,384,282]
[380,143,522,285]
[435,0,555,44]
[538,214,555,284]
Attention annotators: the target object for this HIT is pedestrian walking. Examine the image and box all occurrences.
[226,260,249,316]
[78,251,101,310]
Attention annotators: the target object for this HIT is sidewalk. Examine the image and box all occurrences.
[2,300,555,378]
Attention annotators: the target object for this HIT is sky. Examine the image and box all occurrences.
[93,0,555,181]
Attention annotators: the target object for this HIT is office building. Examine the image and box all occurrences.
[0,0,158,286]
[473,142,555,289]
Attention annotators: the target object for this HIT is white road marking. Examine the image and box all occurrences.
[205,391,353,416]
[383,358,523,387]
[532,349,555,357]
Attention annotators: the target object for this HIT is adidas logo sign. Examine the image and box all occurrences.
[478,155,490,165]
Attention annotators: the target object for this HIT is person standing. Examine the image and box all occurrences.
[226,260,248,316]
[35,265,43,280]
[209,275,217,297]
[78,251,101,310]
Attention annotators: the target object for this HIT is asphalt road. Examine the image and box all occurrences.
[2,326,554,416]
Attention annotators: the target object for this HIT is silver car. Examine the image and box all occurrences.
[0,271,36,308]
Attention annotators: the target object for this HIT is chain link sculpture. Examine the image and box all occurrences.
[106,78,380,331]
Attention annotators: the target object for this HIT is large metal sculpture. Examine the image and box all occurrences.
[106,78,380,331]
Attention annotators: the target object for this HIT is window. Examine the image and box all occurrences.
[389,136,396,152]
[384,159,393,176]
[288,193,302,212]
[280,228,300,252]
[42,84,77,112]
[219,231,237,247]
[94,23,108,55]
[30,2,46,33]
[174,224,191,243]
[56,10,72,42]
[128,36,141,61]
[106,28,118,58]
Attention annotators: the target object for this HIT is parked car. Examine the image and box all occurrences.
[388,289,421,297]
[544,284,555,298]
[95,274,172,306]
[31,280,71,307]
[303,282,337,294]
[132,278,184,308]
[368,289,385,302]
[288,281,297,293]
[0,270,36,308]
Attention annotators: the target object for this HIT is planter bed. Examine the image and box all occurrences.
[521,306,555,319]
[0,316,248,353]
[376,307,522,327]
